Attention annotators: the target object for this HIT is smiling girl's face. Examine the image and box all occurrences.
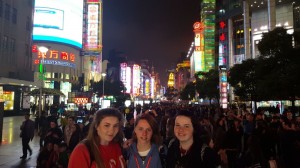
[174,115,194,144]
[96,116,120,145]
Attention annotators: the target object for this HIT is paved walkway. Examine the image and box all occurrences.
[0,116,40,168]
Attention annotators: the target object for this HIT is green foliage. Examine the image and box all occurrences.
[92,79,125,97]
[228,59,258,101]
[179,82,195,100]
[258,27,293,57]
[195,69,219,101]
[229,27,300,106]
[164,86,178,100]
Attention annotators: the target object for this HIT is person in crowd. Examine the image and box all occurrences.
[238,135,268,168]
[50,103,59,116]
[124,113,135,140]
[44,120,63,146]
[166,110,203,168]
[63,116,81,152]
[242,112,255,151]
[164,115,175,148]
[82,115,93,139]
[37,142,53,168]
[20,113,35,159]
[200,134,222,168]
[31,103,37,115]
[126,113,163,168]
[213,116,227,152]
[225,118,243,168]
[46,142,60,168]
[200,117,214,137]
[57,142,69,168]
[47,112,59,125]
[68,108,125,168]
[38,111,50,149]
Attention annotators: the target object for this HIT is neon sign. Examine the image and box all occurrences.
[84,3,101,51]
[74,97,88,104]
[32,45,77,68]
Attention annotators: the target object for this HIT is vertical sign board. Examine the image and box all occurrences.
[220,69,228,109]
[132,64,141,96]
[126,67,132,94]
[0,86,3,102]
[150,77,155,99]
[86,4,100,50]
[193,22,205,72]
[0,86,3,143]
[120,63,127,92]
[82,0,102,57]
[145,79,150,96]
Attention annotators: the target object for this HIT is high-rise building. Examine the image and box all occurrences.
[32,0,84,107]
[215,0,299,104]
[0,0,35,115]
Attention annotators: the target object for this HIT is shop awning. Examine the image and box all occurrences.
[27,88,65,96]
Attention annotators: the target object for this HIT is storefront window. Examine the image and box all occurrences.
[3,91,14,110]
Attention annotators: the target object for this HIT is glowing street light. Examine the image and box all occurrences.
[101,73,106,97]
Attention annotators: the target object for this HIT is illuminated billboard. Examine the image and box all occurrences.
[85,3,101,51]
[32,45,77,68]
[126,67,132,94]
[120,63,127,84]
[132,64,141,96]
[151,77,155,98]
[193,22,205,72]
[220,69,228,109]
[145,79,150,96]
[33,0,84,48]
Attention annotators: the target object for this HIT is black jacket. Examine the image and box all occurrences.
[166,139,203,168]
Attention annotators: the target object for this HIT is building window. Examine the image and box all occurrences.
[2,36,8,50]
[10,38,15,52]
[12,8,17,24]
[4,4,10,20]
[0,0,3,17]
[26,17,30,31]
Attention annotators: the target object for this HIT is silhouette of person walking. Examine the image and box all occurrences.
[20,113,35,159]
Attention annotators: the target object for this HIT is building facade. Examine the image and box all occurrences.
[215,0,299,105]
[0,0,35,115]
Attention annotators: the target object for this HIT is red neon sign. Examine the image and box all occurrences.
[74,98,88,104]
[32,45,76,62]
[220,33,226,41]
[220,21,226,29]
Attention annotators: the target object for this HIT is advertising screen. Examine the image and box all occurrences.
[33,0,83,48]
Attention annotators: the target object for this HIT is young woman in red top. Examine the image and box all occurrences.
[68,108,125,168]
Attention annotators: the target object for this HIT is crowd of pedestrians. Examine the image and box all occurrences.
[26,103,300,168]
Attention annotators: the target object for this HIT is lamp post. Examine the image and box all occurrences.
[38,46,49,117]
[101,73,106,108]
[101,73,106,97]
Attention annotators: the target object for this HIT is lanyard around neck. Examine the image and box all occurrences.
[134,154,152,168]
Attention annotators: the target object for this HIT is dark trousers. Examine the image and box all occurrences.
[22,137,32,157]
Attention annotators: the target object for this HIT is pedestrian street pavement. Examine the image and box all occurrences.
[0,116,40,168]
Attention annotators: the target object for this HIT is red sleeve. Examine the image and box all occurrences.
[68,143,92,168]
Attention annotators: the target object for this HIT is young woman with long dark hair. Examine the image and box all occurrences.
[68,108,125,168]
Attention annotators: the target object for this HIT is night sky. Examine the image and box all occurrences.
[102,0,201,86]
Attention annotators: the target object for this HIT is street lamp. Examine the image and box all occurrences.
[38,46,48,117]
[101,73,106,97]
[101,73,106,108]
